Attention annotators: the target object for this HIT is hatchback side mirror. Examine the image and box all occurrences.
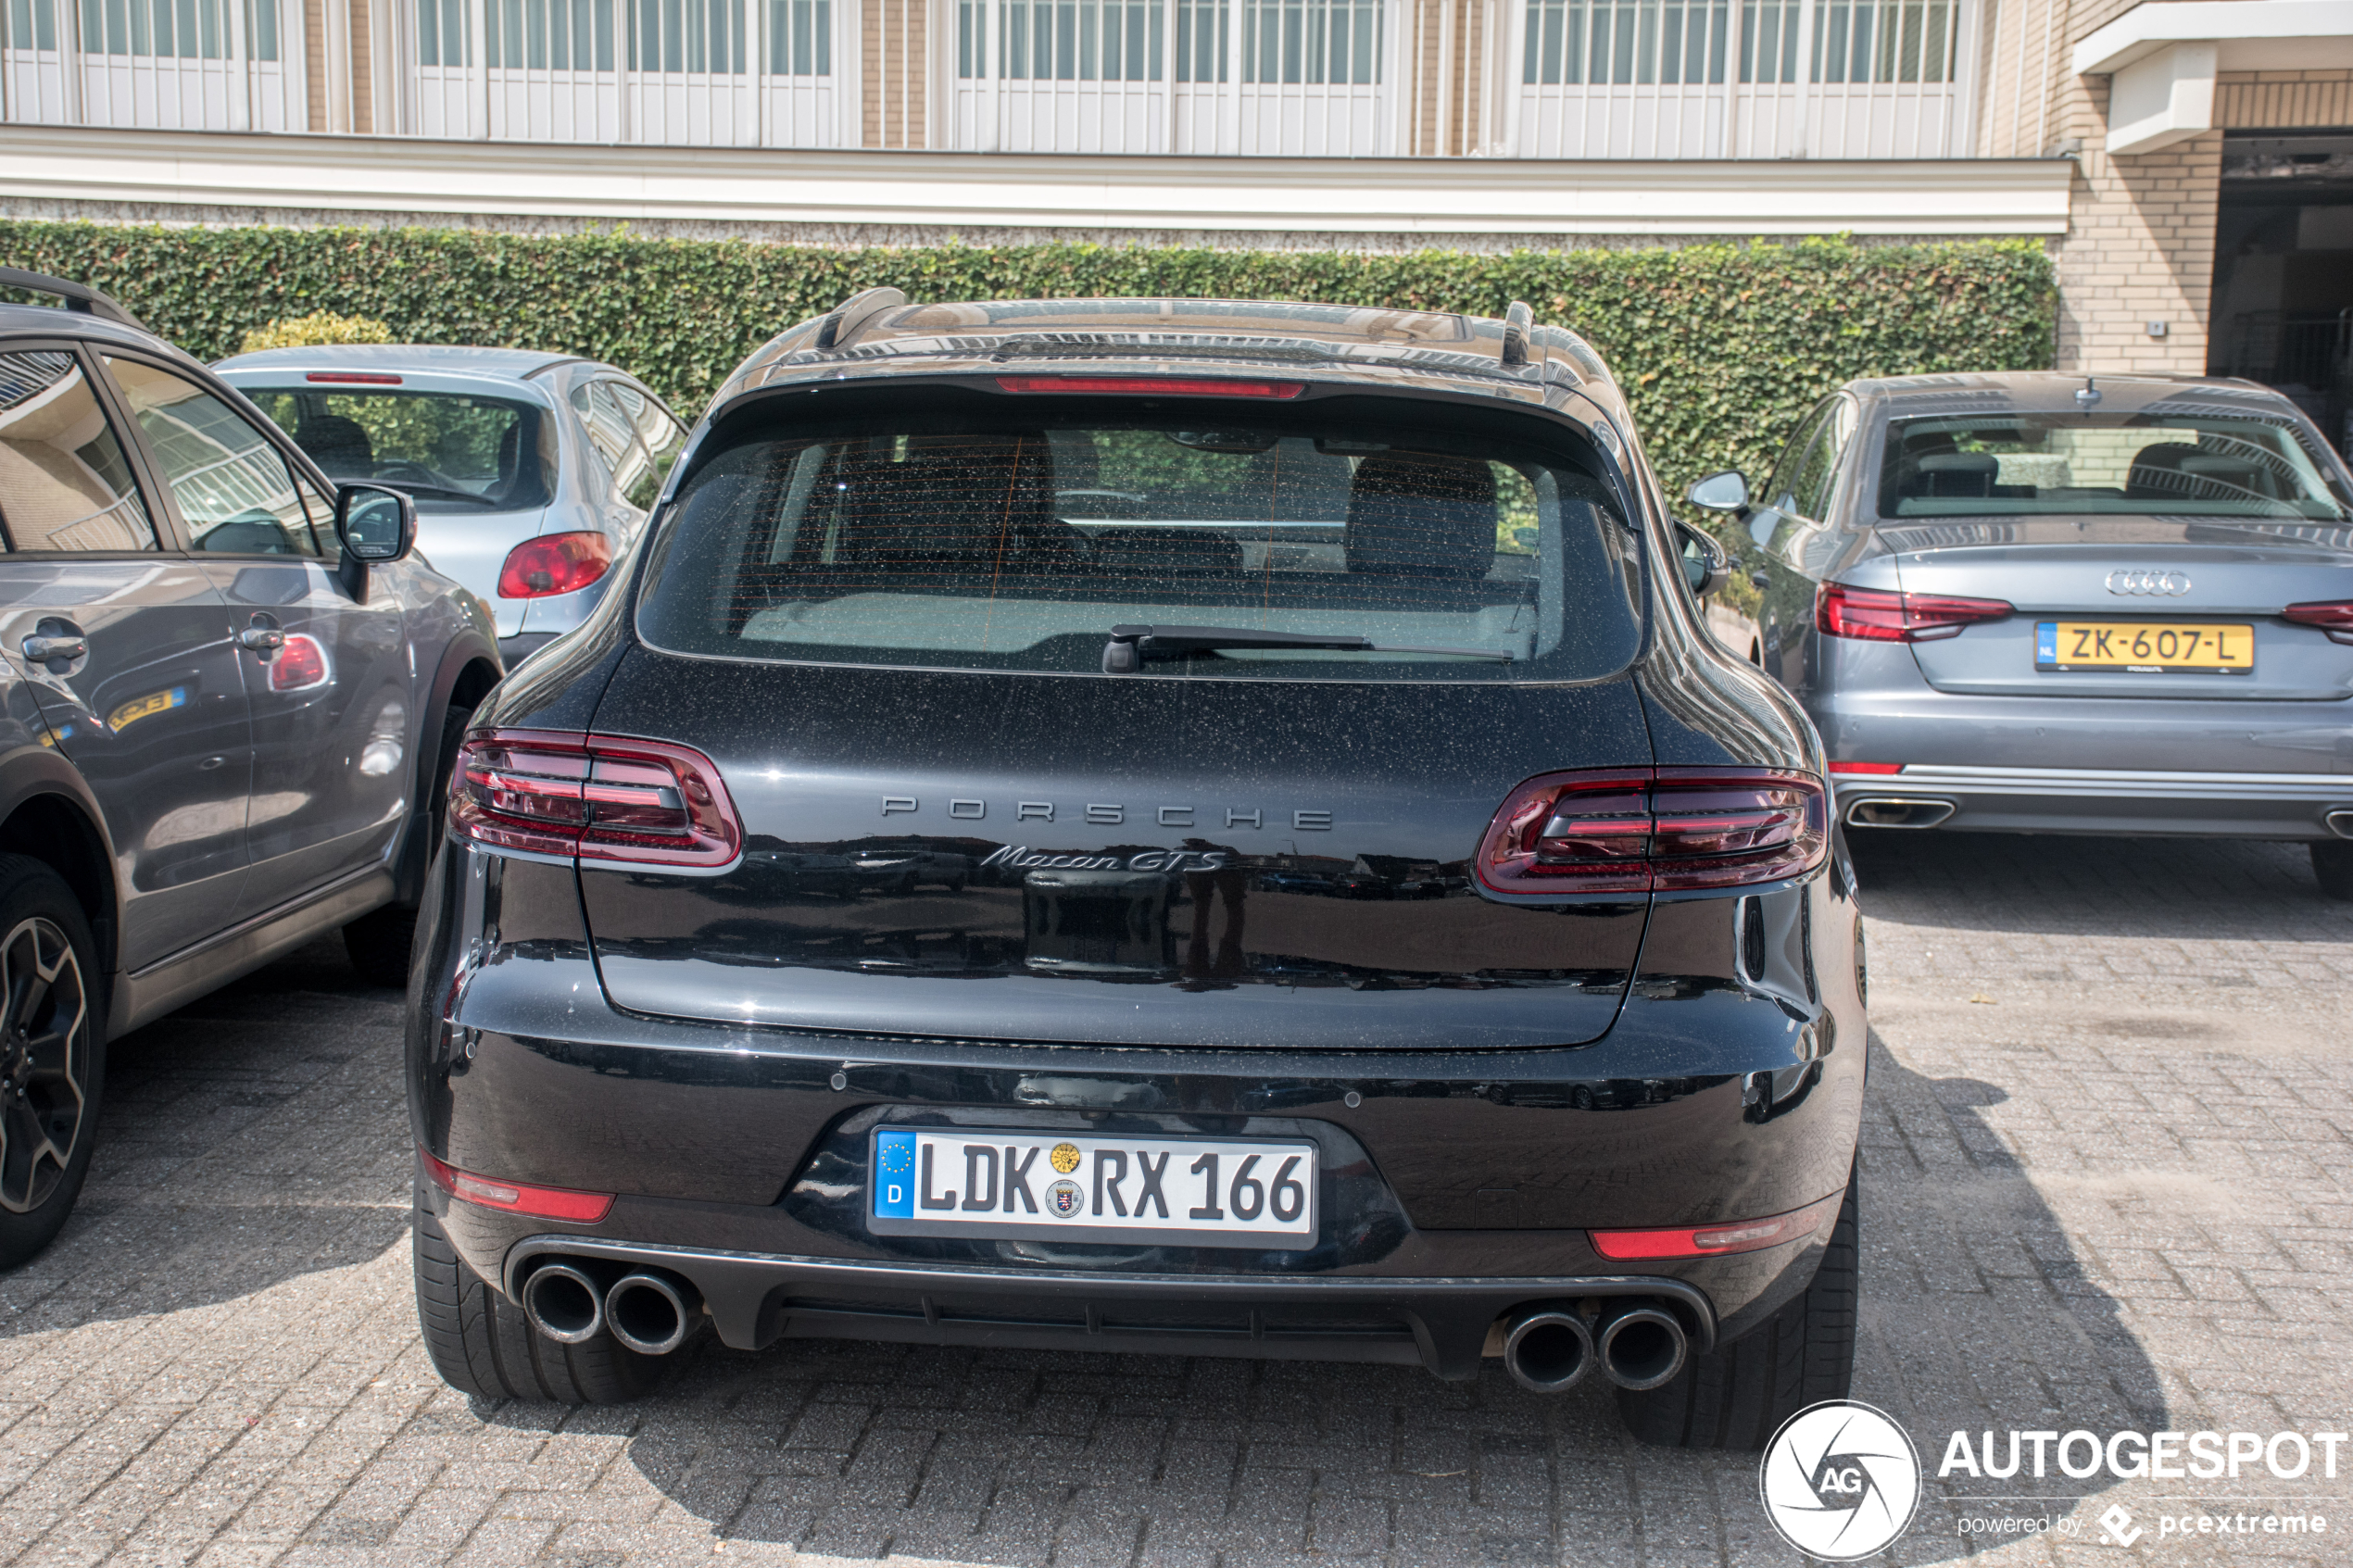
[1686,470,1751,516]
[335,483,416,564]
[1675,522,1733,598]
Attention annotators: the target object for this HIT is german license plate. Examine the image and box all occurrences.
[869,1127,1317,1248]
[2036,621,2254,675]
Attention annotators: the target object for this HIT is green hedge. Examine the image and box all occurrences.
[1,219,2053,515]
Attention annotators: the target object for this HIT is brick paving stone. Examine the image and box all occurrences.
[4,834,2353,1563]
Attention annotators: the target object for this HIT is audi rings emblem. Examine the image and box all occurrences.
[2106,569,2191,596]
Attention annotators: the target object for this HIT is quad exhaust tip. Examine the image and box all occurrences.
[1843,797,1956,830]
[2326,809,2353,841]
[521,1262,606,1345]
[605,1272,701,1357]
[1595,1300,1690,1391]
[1501,1306,1594,1395]
[1498,1298,1690,1393]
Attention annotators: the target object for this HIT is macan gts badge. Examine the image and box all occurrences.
[407,291,1868,1452]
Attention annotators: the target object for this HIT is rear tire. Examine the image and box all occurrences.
[1616,1164,1858,1449]
[412,1179,657,1403]
[345,702,473,987]
[0,858,104,1271]
[2314,841,2353,902]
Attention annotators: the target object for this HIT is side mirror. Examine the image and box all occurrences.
[1676,522,1733,598]
[1686,470,1751,516]
[335,483,415,564]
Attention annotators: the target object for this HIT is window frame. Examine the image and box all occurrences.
[0,334,171,558]
[94,346,343,561]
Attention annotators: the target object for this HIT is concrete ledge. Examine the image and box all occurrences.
[0,125,2076,237]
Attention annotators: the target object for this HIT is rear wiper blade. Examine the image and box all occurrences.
[1101,623,1512,673]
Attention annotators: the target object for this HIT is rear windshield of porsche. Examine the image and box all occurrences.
[1879,410,2353,520]
[634,406,1644,683]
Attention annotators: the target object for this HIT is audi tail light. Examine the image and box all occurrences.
[270,633,330,692]
[1826,761,1903,776]
[1590,1191,1842,1261]
[1476,767,1827,897]
[1816,582,2011,642]
[2284,600,2353,646]
[449,728,742,869]
[497,531,614,599]
[422,1148,612,1223]
[994,375,1306,398]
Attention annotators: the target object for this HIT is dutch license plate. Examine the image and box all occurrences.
[869,1126,1317,1248]
[2035,621,2255,675]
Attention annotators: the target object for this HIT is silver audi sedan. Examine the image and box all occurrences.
[215,345,687,669]
[1693,371,2353,898]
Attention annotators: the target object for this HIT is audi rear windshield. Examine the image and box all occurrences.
[1879,411,2352,520]
[634,403,1644,684]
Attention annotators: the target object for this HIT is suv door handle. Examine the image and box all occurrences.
[21,634,86,663]
[239,613,284,653]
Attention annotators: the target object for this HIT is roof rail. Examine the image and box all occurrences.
[1500,300,1532,367]
[0,267,145,331]
[814,287,908,352]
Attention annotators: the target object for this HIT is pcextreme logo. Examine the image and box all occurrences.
[1759,1400,1924,1561]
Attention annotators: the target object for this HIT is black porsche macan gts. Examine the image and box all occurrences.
[406,292,1866,1449]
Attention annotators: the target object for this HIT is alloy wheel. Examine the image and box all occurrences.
[0,917,88,1214]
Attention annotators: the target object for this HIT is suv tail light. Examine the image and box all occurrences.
[449,728,741,869]
[1816,582,2011,642]
[1590,1190,1842,1261]
[497,531,614,599]
[2285,600,2353,646]
[421,1148,612,1222]
[1476,767,1826,896]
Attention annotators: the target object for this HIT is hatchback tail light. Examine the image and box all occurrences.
[1476,767,1827,897]
[1816,582,2011,642]
[449,728,741,869]
[497,531,614,599]
[2284,599,2353,646]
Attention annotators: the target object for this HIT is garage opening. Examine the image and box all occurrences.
[2208,130,2353,461]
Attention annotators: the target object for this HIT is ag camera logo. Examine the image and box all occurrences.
[1760,1400,1923,1561]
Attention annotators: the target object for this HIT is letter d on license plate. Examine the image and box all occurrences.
[870,1128,1317,1248]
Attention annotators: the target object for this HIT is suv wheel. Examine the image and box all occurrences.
[412,1181,658,1403]
[346,702,475,987]
[1617,1163,1858,1449]
[0,857,104,1270]
[2315,841,2353,902]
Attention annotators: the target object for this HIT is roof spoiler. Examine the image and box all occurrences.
[0,267,145,331]
[814,287,907,352]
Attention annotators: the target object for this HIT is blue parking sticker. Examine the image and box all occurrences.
[873,1129,917,1217]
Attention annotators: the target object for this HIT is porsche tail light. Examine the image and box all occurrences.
[1816,582,2011,642]
[449,728,741,869]
[497,531,614,599]
[1590,1191,1842,1261]
[994,375,1305,398]
[1476,767,1827,897]
[422,1148,612,1223]
[2284,600,2353,646]
[1827,761,1903,775]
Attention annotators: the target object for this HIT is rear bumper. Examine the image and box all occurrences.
[1832,764,2353,838]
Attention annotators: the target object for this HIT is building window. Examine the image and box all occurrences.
[1175,0,1224,79]
[74,0,276,57]
[419,0,468,65]
[6,0,60,48]
[1523,0,1728,85]
[1812,0,1954,82]
[486,0,615,68]
[1242,0,1378,84]
[769,0,826,74]
[630,0,746,70]
[961,0,1164,82]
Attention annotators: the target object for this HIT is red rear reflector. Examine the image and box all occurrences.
[304,370,403,384]
[450,728,742,869]
[498,531,614,599]
[1827,761,1903,775]
[2284,600,2353,645]
[269,633,330,692]
[1591,1191,1842,1261]
[994,375,1305,398]
[422,1148,612,1223]
[1816,582,2011,642]
[1477,767,1827,897]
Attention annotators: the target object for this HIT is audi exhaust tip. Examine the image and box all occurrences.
[2326,809,2353,841]
[1501,1306,1595,1394]
[521,1262,606,1345]
[1843,797,1956,830]
[1596,1301,1689,1391]
[604,1272,700,1356]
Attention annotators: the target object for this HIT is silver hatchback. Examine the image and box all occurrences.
[1699,371,2353,897]
[215,345,686,668]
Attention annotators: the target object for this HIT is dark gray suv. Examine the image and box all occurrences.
[0,270,503,1264]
